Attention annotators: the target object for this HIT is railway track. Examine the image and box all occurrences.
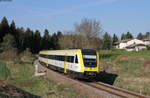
[82,81,148,98]
[35,60,149,98]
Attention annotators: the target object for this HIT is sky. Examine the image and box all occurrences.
[0,0,150,37]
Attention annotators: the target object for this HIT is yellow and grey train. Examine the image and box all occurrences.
[39,49,100,78]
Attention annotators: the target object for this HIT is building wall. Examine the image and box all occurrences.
[127,39,144,45]
[143,41,150,46]
[119,43,127,49]
[135,46,147,51]
[125,46,147,52]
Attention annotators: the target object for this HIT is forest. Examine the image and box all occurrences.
[0,16,150,54]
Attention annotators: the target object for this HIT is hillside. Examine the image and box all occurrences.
[0,51,80,98]
[0,49,150,97]
[100,50,150,96]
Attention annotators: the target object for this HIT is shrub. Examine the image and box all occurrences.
[146,46,150,50]
[0,49,17,61]
[0,61,11,80]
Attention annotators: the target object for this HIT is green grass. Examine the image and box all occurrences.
[100,49,150,96]
[0,61,11,80]
[100,49,150,59]
[0,55,80,98]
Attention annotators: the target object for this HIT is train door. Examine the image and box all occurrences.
[64,53,68,73]
[45,57,48,67]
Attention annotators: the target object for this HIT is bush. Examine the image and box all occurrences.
[147,46,150,50]
[0,61,11,80]
[0,49,17,61]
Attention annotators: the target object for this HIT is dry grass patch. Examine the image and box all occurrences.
[107,65,122,73]
[115,76,150,96]
[0,49,17,61]
[115,56,128,61]
[143,59,150,72]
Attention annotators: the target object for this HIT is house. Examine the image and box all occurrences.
[124,43,147,51]
[116,39,131,49]
[115,39,148,51]
[143,39,150,46]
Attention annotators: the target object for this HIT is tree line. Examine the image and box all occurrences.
[102,31,150,50]
[0,17,150,53]
[0,17,62,54]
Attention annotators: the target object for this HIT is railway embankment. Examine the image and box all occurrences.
[35,60,148,98]
[0,80,41,98]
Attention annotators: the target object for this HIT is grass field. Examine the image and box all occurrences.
[100,50,150,96]
[0,53,80,98]
[0,49,150,97]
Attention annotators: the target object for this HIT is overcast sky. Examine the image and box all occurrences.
[0,0,150,37]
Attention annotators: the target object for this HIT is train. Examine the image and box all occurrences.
[38,48,100,79]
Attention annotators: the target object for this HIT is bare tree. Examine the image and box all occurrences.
[75,18,102,49]
[58,18,102,49]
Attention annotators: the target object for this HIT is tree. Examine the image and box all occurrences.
[0,34,15,52]
[51,31,62,49]
[0,17,10,42]
[9,20,21,50]
[58,33,79,49]
[125,32,133,39]
[41,29,51,50]
[121,33,125,40]
[74,18,102,49]
[33,30,41,53]
[24,28,34,52]
[102,32,112,50]
[112,34,118,45]
[16,27,26,53]
[145,32,150,39]
[10,20,16,35]
[121,32,133,40]
[137,33,143,40]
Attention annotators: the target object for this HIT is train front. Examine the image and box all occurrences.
[81,49,100,78]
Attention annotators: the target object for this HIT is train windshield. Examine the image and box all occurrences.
[82,49,97,67]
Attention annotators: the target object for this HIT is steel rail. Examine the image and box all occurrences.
[83,82,148,98]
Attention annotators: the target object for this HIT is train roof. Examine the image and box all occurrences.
[39,48,96,54]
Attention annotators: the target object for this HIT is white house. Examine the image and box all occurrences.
[124,43,147,51]
[116,39,148,51]
[143,39,150,46]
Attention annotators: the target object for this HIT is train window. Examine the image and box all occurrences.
[70,56,74,63]
[41,54,75,63]
[67,57,69,62]
[61,56,65,61]
[48,55,52,59]
[65,56,74,63]
[75,55,78,63]
[48,55,51,59]
[67,56,74,63]
[56,55,65,61]
[40,54,47,58]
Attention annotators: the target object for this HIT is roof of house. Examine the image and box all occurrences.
[142,38,150,41]
[120,39,132,43]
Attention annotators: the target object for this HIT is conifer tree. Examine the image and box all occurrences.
[33,30,41,53]
[121,33,125,40]
[126,32,133,39]
[145,32,150,39]
[41,29,50,50]
[0,17,10,42]
[102,32,112,50]
[24,28,34,52]
[112,34,118,45]
[0,34,15,52]
[137,33,143,40]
